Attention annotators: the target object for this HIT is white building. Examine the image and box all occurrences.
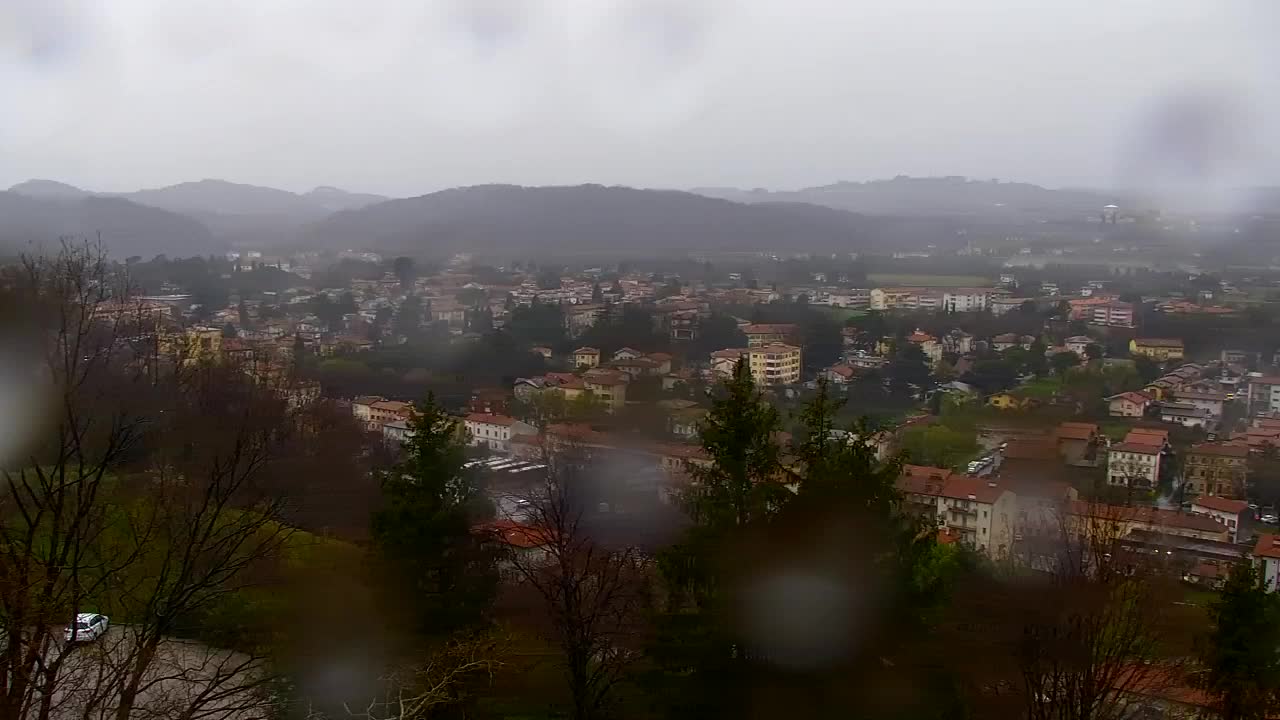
[896,468,1018,557]
[1191,496,1248,544]
[943,289,994,313]
[1106,442,1161,488]
[1253,534,1280,592]
[1065,336,1093,357]
[464,413,534,453]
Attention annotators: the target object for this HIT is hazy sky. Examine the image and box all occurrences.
[2,0,1277,197]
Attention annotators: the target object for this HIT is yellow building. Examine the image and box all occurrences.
[582,369,629,413]
[986,392,1034,410]
[747,343,802,386]
[160,327,223,364]
[1129,338,1184,362]
[573,347,600,368]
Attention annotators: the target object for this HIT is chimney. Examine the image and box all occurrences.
[968,494,977,501]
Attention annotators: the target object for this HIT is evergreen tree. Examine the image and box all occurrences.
[1199,562,1280,720]
[591,282,603,302]
[372,394,497,635]
[684,359,785,530]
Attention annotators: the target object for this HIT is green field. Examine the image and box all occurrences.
[821,307,868,323]
[867,273,991,287]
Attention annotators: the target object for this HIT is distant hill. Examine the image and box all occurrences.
[0,192,217,259]
[8,178,390,249]
[303,186,390,212]
[691,176,1122,220]
[7,179,90,200]
[304,184,874,254]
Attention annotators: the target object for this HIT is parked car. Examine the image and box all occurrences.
[65,613,109,643]
[1262,514,1279,526]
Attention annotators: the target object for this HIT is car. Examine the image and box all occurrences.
[65,613,108,643]
[1262,515,1279,526]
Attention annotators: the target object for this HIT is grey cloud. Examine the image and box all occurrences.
[0,0,1276,196]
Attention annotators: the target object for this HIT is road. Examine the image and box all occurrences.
[28,626,264,720]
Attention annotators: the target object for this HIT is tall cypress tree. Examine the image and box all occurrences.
[372,394,496,635]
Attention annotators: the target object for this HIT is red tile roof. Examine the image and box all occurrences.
[1055,422,1098,441]
[1192,496,1248,514]
[1255,533,1280,560]
[1189,442,1249,459]
[941,476,1009,504]
[466,413,516,427]
[1069,501,1228,535]
[742,323,799,335]
[1133,338,1184,348]
[1109,442,1161,455]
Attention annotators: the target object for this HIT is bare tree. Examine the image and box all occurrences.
[0,241,301,720]
[499,449,650,720]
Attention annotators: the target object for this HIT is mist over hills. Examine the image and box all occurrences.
[303,184,873,254]
[0,191,215,259]
[2,174,1215,260]
[691,176,1122,219]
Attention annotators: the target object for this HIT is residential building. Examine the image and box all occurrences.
[1170,389,1227,419]
[369,400,413,429]
[989,296,1027,316]
[710,348,748,379]
[582,369,629,413]
[906,330,942,366]
[1054,422,1102,466]
[742,323,799,347]
[382,419,412,446]
[1106,442,1161,488]
[613,347,643,361]
[464,413,534,453]
[1067,296,1115,321]
[1190,496,1248,543]
[1253,534,1280,592]
[825,289,871,309]
[823,363,858,385]
[1090,301,1135,328]
[1106,391,1152,417]
[1129,338,1185,362]
[573,347,601,368]
[1158,402,1209,429]
[1068,501,1229,543]
[1065,336,1093,356]
[748,343,803,385]
[896,467,1016,556]
[943,289,995,313]
[1246,375,1280,414]
[1184,443,1249,500]
[870,286,994,312]
[351,395,385,428]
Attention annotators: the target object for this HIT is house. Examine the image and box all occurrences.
[610,356,661,378]
[530,346,554,359]
[990,333,1021,352]
[1106,442,1161,489]
[464,413,535,453]
[742,323,800,347]
[573,347,601,369]
[382,419,413,446]
[351,395,385,428]
[906,330,942,366]
[613,347,643,361]
[1246,375,1280,414]
[823,363,858,385]
[1068,501,1229,543]
[1065,336,1093,357]
[1158,402,1209,428]
[989,296,1026,316]
[1184,442,1249,500]
[1190,496,1249,543]
[1129,338,1185,362]
[987,392,1035,410]
[646,352,673,375]
[582,368,629,413]
[369,400,414,429]
[1253,534,1280,592]
[897,467,1017,556]
[1054,422,1102,466]
[513,377,547,402]
[940,330,974,355]
[1170,389,1227,419]
[710,348,748,379]
[1106,391,1151,418]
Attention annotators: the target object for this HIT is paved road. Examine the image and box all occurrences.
[27,626,264,720]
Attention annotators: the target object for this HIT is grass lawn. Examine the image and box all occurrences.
[1019,377,1063,399]
[867,273,991,287]
[821,307,868,323]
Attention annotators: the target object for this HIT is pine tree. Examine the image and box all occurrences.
[1199,562,1280,720]
[683,359,785,530]
[372,394,497,635]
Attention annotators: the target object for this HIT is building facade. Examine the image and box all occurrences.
[1184,443,1249,499]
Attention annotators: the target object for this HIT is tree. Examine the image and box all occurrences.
[238,297,252,328]
[683,360,786,529]
[392,295,423,340]
[591,282,603,302]
[372,395,497,635]
[503,452,650,720]
[1084,343,1104,361]
[222,321,238,338]
[1198,562,1280,720]
[1133,355,1161,384]
[1051,350,1081,376]
[886,342,932,397]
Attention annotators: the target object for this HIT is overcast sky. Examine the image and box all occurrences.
[2,0,1277,197]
